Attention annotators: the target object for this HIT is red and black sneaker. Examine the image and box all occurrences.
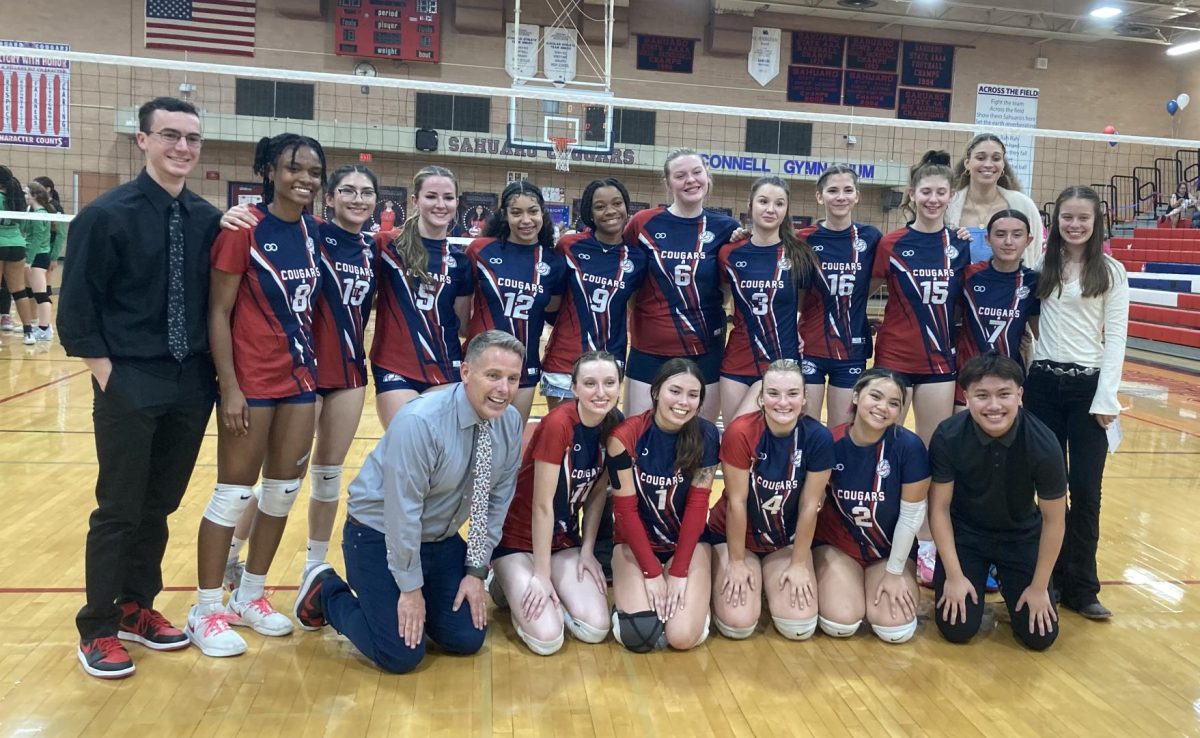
[294,563,335,631]
[117,602,190,651]
[77,636,135,679]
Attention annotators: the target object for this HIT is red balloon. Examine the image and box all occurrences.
[1103,125,1117,135]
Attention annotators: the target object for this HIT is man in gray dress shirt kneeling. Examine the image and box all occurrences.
[293,330,525,673]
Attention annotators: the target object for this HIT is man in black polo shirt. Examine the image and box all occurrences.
[928,354,1067,650]
[59,97,221,678]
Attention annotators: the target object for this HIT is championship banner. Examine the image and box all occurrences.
[0,40,70,148]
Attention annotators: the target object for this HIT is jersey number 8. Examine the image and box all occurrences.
[291,283,313,313]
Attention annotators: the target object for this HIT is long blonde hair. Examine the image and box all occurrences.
[392,165,458,285]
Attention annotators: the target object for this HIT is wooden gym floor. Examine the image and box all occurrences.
[0,325,1197,737]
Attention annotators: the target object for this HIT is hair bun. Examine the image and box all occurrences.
[922,150,952,167]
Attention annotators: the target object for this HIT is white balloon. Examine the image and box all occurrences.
[1179,93,1191,110]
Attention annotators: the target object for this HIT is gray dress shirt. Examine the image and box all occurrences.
[346,383,522,591]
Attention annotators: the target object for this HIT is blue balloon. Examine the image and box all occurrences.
[1168,99,1180,115]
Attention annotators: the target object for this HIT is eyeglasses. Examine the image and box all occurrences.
[149,129,204,148]
[335,186,377,200]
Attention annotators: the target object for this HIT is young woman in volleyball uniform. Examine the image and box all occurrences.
[191,134,327,658]
[370,166,472,427]
[491,351,624,654]
[608,359,720,652]
[798,165,884,428]
[812,368,931,644]
[718,176,820,422]
[955,209,1041,405]
[707,360,834,641]
[467,180,565,422]
[541,178,646,408]
[623,148,739,421]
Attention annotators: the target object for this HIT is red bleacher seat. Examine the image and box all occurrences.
[1129,321,1200,348]
[1130,304,1200,329]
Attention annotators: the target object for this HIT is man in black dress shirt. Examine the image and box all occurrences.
[928,354,1068,651]
[59,97,221,678]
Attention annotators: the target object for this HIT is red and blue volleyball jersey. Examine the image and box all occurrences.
[611,410,721,552]
[542,232,648,374]
[958,261,1040,369]
[872,226,972,374]
[798,222,882,361]
[499,402,623,552]
[720,239,816,378]
[467,238,566,382]
[210,205,321,398]
[815,424,930,564]
[708,413,835,553]
[370,237,473,385]
[624,207,739,356]
[313,222,377,390]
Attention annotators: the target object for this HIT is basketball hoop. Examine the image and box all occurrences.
[549,136,575,172]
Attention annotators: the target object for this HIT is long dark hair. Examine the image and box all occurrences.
[252,133,327,205]
[900,150,952,221]
[649,358,707,479]
[951,133,1020,193]
[484,180,556,250]
[33,177,62,213]
[392,165,457,285]
[747,176,820,284]
[578,177,631,232]
[571,349,624,442]
[0,166,27,213]
[1037,186,1113,299]
[986,208,1031,234]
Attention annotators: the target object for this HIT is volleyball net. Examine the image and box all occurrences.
[2,48,1195,242]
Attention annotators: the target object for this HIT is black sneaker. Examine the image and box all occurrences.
[294,563,335,631]
[77,636,136,679]
[1071,601,1112,621]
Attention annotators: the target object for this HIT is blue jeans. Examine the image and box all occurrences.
[321,520,486,673]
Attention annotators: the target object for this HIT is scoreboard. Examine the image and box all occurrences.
[334,0,441,63]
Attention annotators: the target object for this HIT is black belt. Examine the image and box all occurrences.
[1030,360,1100,377]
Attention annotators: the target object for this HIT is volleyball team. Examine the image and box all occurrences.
[65,97,1130,675]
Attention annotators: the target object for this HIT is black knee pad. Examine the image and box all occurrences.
[14,288,33,301]
[613,610,664,653]
[33,291,50,305]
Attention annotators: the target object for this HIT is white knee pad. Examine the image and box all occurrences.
[257,477,301,518]
[203,483,255,527]
[871,619,917,644]
[517,624,565,656]
[561,606,609,644]
[714,614,756,640]
[309,465,342,503]
[772,615,818,641]
[818,615,862,638]
[686,613,712,650]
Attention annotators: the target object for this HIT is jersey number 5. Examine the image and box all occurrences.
[414,282,436,311]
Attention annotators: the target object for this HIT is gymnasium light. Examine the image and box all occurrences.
[1089,5,1122,18]
[1167,40,1200,56]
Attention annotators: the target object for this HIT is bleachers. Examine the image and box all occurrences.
[1113,227,1200,349]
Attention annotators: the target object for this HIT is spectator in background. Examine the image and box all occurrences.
[1164,182,1195,228]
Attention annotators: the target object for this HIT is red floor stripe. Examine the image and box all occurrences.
[0,369,87,405]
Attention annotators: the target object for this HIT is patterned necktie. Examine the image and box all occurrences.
[166,200,188,362]
[465,419,493,568]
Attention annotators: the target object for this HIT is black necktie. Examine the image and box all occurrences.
[167,200,188,362]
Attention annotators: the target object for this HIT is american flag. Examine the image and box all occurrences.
[145,0,257,57]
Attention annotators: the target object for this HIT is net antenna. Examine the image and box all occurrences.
[507,0,616,157]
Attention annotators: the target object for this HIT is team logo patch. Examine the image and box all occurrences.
[382,372,402,382]
[974,285,987,293]
[306,237,316,253]
[1016,286,1030,299]
[577,252,591,260]
[621,258,635,273]
[735,260,748,268]
[876,459,891,478]
[324,236,338,246]
[573,443,582,452]
[536,261,551,276]
[812,244,825,252]
[700,230,715,244]
[445,255,457,268]
[901,249,915,257]
[489,257,503,265]
[947,246,959,260]
[792,449,804,465]
[779,257,793,270]
[262,242,279,252]
[801,360,817,375]
[853,237,868,252]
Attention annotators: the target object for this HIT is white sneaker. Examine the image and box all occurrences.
[223,559,245,592]
[186,605,247,657]
[21,331,34,345]
[34,326,52,342]
[227,590,294,636]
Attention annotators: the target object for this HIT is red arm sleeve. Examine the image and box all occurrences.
[667,485,712,578]
[613,494,664,578]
